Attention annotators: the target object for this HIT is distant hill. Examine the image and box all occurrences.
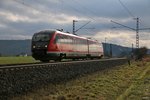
[0,40,31,56]
[0,40,149,57]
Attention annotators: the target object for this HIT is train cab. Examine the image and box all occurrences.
[31,30,55,62]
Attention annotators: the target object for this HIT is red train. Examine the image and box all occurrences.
[31,30,103,62]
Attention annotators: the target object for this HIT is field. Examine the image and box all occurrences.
[12,60,150,100]
[0,56,38,65]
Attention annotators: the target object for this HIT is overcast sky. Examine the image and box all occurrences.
[0,0,150,48]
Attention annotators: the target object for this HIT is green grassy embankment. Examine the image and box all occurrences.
[12,60,150,100]
[0,56,38,64]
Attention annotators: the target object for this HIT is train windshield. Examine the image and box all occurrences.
[32,32,54,42]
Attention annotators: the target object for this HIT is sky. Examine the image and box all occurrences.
[0,0,150,48]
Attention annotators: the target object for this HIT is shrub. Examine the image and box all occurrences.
[133,47,148,61]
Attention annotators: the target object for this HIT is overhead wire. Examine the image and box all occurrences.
[12,0,104,26]
[118,0,135,18]
[138,19,150,30]
[13,0,149,32]
[117,0,150,47]
[65,0,111,33]
[117,0,150,29]
[57,0,98,34]
[11,0,95,33]
[12,0,39,12]
[61,1,96,21]
[70,0,98,20]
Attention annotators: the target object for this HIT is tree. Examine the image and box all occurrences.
[133,47,148,61]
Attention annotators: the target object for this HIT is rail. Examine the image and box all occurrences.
[0,58,126,70]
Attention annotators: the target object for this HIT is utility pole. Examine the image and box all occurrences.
[73,20,77,34]
[104,37,107,57]
[132,43,134,52]
[135,17,139,48]
[72,20,92,35]
[111,18,150,48]
[110,44,112,57]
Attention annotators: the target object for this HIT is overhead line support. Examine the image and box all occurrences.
[135,17,139,48]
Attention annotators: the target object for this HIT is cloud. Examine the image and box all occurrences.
[0,0,150,48]
[0,34,31,40]
[0,11,32,22]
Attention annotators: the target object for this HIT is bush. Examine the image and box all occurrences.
[133,47,148,61]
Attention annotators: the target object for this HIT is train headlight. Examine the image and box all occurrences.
[45,45,48,48]
[33,45,36,48]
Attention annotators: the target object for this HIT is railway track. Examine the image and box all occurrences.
[0,58,126,71]
[0,58,127,99]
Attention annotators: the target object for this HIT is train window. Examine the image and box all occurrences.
[54,35,59,44]
[57,35,64,44]
[72,38,75,44]
[56,35,73,44]
[55,34,69,44]
[32,33,52,42]
[66,36,72,44]
[68,37,73,44]
[60,35,66,44]
[83,39,85,44]
[80,39,82,44]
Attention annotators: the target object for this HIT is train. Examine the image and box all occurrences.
[31,30,103,62]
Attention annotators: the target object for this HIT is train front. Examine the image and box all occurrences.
[31,30,55,62]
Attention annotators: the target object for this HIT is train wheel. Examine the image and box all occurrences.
[55,57,61,62]
[40,60,49,62]
[72,58,77,61]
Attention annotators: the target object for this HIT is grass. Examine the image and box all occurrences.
[118,63,150,100]
[12,60,150,100]
[0,56,39,64]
